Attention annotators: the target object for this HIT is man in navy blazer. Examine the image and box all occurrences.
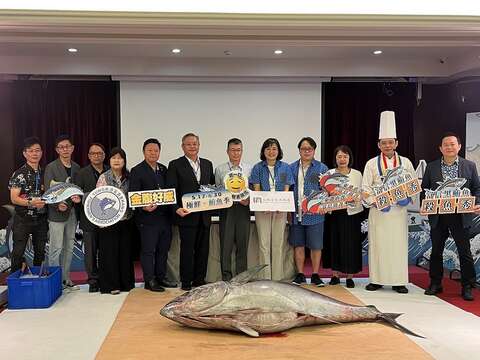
[167,133,215,291]
[130,138,174,292]
[421,132,480,301]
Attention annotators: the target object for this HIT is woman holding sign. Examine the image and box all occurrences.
[249,138,294,280]
[96,147,135,295]
[322,145,364,288]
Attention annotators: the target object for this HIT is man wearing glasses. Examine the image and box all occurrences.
[44,134,81,290]
[8,137,48,274]
[289,137,328,286]
[214,138,252,281]
[73,143,108,292]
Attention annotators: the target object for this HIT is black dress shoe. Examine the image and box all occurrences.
[424,284,443,296]
[89,283,99,293]
[158,279,178,288]
[181,283,192,291]
[346,279,355,288]
[144,279,165,292]
[462,285,474,301]
[365,283,383,291]
[392,286,409,294]
[329,276,340,285]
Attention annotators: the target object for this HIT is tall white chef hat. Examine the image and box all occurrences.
[378,111,397,139]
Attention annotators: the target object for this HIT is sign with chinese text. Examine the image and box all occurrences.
[223,170,250,201]
[182,190,233,212]
[249,191,295,212]
[421,178,476,214]
[128,189,177,208]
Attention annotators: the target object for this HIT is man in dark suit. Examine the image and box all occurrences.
[421,132,480,301]
[130,138,174,292]
[167,133,215,291]
[73,143,108,293]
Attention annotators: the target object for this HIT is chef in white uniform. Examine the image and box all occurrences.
[362,111,416,294]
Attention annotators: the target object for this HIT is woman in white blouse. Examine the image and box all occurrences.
[323,145,364,288]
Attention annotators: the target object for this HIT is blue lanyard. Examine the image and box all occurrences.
[34,169,40,192]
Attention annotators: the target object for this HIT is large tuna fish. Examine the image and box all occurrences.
[160,265,422,338]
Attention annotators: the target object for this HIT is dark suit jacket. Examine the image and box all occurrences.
[421,157,480,229]
[166,156,215,227]
[73,164,108,231]
[129,160,171,226]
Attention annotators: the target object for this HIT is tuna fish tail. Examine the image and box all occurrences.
[377,311,425,338]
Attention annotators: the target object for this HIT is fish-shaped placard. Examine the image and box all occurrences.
[42,182,84,204]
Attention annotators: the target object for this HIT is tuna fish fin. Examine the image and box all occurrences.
[233,323,259,337]
[230,265,269,284]
[378,312,425,338]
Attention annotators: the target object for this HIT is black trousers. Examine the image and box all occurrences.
[138,220,172,283]
[429,214,476,287]
[98,220,135,293]
[11,215,48,273]
[178,223,210,285]
[82,230,99,285]
[219,204,250,281]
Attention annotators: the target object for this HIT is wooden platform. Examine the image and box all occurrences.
[96,285,432,360]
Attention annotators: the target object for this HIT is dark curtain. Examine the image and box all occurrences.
[322,82,416,171]
[12,80,119,168]
[0,80,119,228]
[413,81,480,162]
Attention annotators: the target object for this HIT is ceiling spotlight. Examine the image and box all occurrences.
[274,49,283,55]
[224,50,232,56]
[171,48,181,54]
[373,50,383,55]
[67,48,78,53]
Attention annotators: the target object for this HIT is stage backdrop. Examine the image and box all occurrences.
[120,82,322,167]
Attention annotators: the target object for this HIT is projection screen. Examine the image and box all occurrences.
[120,82,322,169]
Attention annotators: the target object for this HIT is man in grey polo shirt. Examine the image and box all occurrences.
[44,134,81,289]
[215,138,252,281]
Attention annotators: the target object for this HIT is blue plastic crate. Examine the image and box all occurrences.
[7,266,62,309]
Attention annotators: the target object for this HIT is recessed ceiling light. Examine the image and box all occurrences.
[373,50,383,55]
[171,48,181,54]
[67,48,78,53]
[274,49,284,55]
[224,50,232,56]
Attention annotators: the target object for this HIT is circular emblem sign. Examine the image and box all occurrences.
[84,186,127,227]
[223,170,249,201]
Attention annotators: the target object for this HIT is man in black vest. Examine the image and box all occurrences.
[73,143,108,292]
[130,138,175,292]
[421,132,480,301]
[167,133,215,291]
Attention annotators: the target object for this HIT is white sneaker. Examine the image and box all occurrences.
[63,280,80,291]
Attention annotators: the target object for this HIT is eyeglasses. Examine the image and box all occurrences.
[300,147,314,152]
[89,152,105,156]
[25,149,42,154]
[57,145,72,150]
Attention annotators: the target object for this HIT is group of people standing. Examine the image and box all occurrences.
[8,111,480,301]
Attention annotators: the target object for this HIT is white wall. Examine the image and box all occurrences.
[120,82,322,169]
